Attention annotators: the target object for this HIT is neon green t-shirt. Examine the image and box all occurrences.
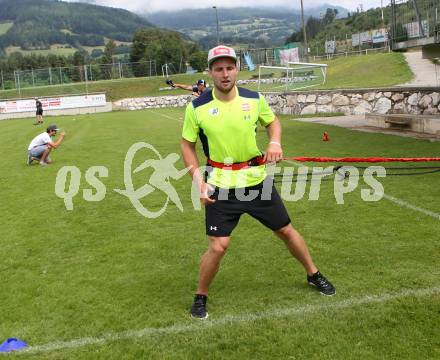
[182,86,275,188]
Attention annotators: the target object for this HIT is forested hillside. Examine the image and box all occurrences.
[287,5,392,54]
[0,0,153,52]
[145,5,348,49]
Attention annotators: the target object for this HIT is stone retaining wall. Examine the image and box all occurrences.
[113,95,193,111]
[113,87,440,116]
[266,88,440,116]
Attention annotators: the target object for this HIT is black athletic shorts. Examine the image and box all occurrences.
[36,109,43,116]
[205,179,291,237]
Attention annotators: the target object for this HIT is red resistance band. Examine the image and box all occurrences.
[287,157,440,163]
[207,156,440,169]
[207,156,265,170]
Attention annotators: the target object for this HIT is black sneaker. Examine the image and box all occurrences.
[190,294,208,319]
[307,271,336,296]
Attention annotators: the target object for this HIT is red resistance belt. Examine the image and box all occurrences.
[207,156,265,170]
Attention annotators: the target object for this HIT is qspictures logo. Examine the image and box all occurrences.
[54,143,386,219]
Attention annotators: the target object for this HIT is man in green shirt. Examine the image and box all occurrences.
[181,45,335,319]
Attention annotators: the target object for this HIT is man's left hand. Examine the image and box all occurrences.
[263,143,283,163]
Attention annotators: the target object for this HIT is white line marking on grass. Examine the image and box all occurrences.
[284,159,440,221]
[146,109,183,123]
[383,194,440,221]
[18,286,440,355]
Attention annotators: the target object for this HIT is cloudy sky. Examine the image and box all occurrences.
[66,0,386,14]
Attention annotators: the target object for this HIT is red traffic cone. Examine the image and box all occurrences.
[322,131,329,141]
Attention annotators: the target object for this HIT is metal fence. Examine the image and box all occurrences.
[391,0,440,45]
[0,60,160,96]
[312,47,390,60]
[235,44,390,70]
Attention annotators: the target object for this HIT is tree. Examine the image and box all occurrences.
[323,8,338,25]
[72,49,88,66]
[8,52,24,70]
[101,39,117,79]
[130,28,189,76]
[71,49,89,81]
[102,39,116,64]
[91,49,104,58]
[47,54,59,68]
[285,8,339,45]
[189,51,208,72]
[286,16,322,43]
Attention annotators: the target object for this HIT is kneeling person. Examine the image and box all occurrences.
[27,124,65,166]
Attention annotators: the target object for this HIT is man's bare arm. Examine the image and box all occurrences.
[264,118,283,163]
[181,138,215,204]
[48,132,66,149]
[174,83,193,91]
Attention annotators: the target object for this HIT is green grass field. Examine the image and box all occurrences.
[0,52,412,101]
[319,52,413,90]
[0,108,439,358]
[0,21,13,36]
[5,45,77,57]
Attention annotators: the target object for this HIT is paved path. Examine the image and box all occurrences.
[402,51,439,87]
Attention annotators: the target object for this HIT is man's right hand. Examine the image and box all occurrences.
[200,182,216,205]
[60,131,66,137]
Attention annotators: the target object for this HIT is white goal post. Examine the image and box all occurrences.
[254,62,328,92]
[288,62,328,84]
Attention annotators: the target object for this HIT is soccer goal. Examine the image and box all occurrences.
[161,63,178,78]
[239,62,328,92]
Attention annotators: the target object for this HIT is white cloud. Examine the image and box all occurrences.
[65,0,386,14]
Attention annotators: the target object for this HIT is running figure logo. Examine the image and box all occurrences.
[115,142,189,218]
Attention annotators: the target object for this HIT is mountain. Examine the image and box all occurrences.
[0,0,154,53]
[144,5,348,49]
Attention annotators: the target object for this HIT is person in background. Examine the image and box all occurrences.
[27,124,65,166]
[166,79,208,97]
[34,98,44,125]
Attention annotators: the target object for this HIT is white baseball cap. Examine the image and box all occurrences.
[208,45,237,66]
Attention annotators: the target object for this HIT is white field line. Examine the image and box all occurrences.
[146,109,183,123]
[383,194,440,221]
[17,286,440,355]
[284,160,440,221]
